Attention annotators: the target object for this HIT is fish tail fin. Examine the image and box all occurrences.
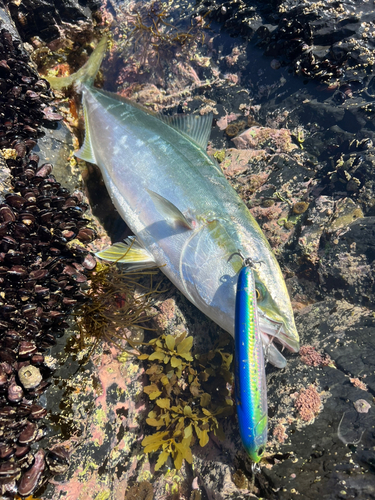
[47,35,109,91]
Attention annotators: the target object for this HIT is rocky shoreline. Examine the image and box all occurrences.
[0,0,374,499]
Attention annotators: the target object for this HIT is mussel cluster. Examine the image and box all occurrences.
[0,28,60,150]
[260,17,344,82]
[0,28,97,497]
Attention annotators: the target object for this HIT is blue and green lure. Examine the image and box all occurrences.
[235,262,268,463]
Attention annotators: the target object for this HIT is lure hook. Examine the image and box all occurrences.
[251,462,261,474]
[229,250,263,269]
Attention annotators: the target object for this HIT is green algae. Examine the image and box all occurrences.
[94,491,111,500]
[78,461,100,477]
[213,149,226,163]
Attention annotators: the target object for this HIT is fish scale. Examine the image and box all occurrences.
[235,264,267,462]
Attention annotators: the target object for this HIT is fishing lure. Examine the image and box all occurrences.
[235,260,268,463]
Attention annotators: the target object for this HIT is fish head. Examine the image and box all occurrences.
[178,214,300,355]
[252,266,299,354]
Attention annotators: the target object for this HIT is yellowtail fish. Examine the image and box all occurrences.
[235,259,267,462]
[48,37,299,367]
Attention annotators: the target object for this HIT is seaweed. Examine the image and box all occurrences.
[127,1,203,50]
[140,332,234,470]
[119,0,210,70]
[73,262,163,359]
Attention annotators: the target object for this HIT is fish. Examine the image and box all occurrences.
[234,261,267,462]
[48,36,299,368]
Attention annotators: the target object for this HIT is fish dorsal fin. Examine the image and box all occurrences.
[159,113,213,150]
[95,237,157,270]
[87,87,213,151]
[75,98,97,164]
[147,189,193,229]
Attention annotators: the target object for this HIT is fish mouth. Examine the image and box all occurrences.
[258,312,300,354]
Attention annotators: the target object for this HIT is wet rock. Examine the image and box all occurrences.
[2,0,373,498]
[200,0,375,87]
[5,0,100,42]
[259,298,375,499]
[318,216,375,306]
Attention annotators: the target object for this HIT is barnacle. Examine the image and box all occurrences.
[225,120,246,137]
[140,333,233,470]
[18,365,43,390]
[125,480,154,500]
[292,201,309,215]
[261,199,275,208]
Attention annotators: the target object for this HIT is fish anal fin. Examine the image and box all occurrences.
[147,189,193,229]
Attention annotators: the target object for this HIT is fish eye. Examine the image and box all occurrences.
[255,282,267,302]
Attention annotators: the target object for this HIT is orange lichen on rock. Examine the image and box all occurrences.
[294,385,322,422]
[299,345,333,367]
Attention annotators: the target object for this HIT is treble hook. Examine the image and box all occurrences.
[251,461,261,474]
[229,250,263,269]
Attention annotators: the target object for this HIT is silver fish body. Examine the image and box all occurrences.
[78,85,299,360]
[48,37,299,365]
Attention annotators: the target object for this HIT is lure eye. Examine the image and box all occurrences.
[255,282,267,302]
[257,446,265,457]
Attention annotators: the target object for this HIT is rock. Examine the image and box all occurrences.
[232,127,298,153]
[297,196,335,264]
[4,0,99,42]
[318,216,375,306]
[261,298,375,499]
[199,0,375,87]
[4,0,374,498]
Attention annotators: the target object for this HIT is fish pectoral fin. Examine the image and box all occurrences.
[95,237,157,270]
[75,102,97,164]
[147,189,193,229]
